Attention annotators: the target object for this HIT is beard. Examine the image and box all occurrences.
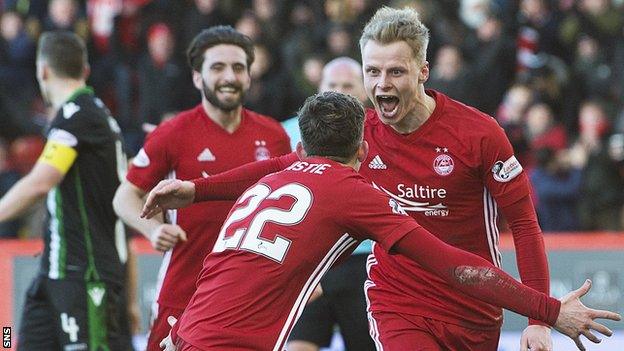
[202,79,246,112]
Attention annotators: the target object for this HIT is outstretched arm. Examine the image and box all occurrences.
[141,153,298,218]
[502,195,553,349]
[392,228,620,350]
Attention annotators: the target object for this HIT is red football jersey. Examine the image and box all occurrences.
[126,104,291,309]
[176,157,420,351]
[362,90,532,329]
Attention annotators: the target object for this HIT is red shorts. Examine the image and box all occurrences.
[146,305,185,351]
[368,311,500,351]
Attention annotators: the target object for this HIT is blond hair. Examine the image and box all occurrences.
[359,7,430,63]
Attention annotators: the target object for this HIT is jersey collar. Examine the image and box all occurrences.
[66,86,95,103]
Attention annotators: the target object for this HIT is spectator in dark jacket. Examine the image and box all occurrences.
[530,147,582,232]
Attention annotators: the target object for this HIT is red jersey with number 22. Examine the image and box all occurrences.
[176,157,420,351]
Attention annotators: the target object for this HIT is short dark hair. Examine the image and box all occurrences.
[298,91,365,162]
[186,25,255,72]
[37,31,87,79]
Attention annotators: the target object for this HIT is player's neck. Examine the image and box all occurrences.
[391,88,436,134]
[202,99,243,133]
[49,79,87,111]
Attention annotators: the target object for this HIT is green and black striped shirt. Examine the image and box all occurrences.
[41,87,127,284]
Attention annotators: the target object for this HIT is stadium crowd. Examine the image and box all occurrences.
[0,0,623,237]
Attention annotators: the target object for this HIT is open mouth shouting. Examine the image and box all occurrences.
[376,94,400,119]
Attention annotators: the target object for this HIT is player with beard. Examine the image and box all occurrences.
[112,26,290,351]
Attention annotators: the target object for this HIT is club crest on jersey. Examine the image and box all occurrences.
[433,153,454,176]
[492,155,523,182]
[255,140,270,161]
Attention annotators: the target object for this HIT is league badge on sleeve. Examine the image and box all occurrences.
[491,155,523,182]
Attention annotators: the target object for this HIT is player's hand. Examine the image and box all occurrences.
[141,179,195,219]
[150,223,187,252]
[554,279,621,350]
[159,315,178,351]
[520,325,552,351]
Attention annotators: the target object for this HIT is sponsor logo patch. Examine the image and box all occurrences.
[492,155,523,182]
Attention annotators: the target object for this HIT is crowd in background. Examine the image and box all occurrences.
[0,0,623,237]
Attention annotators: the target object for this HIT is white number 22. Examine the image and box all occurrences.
[213,183,313,263]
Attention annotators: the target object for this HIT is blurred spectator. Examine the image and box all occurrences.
[245,43,295,120]
[0,11,36,91]
[575,100,624,231]
[235,10,262,43]
[291,54,325,110]
[41,0,89,40]
[463,14,516,114]
[571,35,614,100]
[252,0,282,50]
[517,0,565,70]
[497,84,534,166]
[280,1,321,75]
[530,147,583,232]
[0,11,39,138]
[0,138,21,238]
[137,23,185,129]
[325,24,357,59]
[560,0,624,58]
[181,0,226,50]
[525,102,568,153]
[427,45,475,105]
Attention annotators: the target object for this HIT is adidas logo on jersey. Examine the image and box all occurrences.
[197,148,216,162]
[368,155,387,170]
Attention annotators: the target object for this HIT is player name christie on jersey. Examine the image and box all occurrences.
[285,161,332,174]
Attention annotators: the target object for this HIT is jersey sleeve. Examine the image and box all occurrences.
[482,121,551,326]
[341,180,421,252]
[480,121,531,207]
[193,152,298,201]
[51,103,112,146]
[126,125,173,192]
